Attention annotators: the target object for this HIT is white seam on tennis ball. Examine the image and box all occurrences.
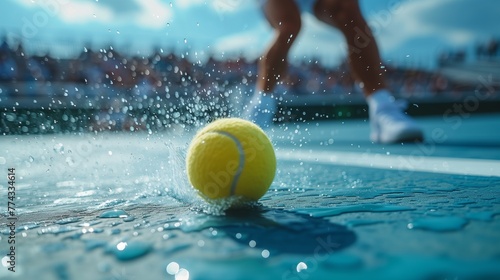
[213,130,244,195]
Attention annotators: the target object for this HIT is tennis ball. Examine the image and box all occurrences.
[186,118,276,201]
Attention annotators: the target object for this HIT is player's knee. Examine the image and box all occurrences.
[276,21,301,42]
[314,0,361,27]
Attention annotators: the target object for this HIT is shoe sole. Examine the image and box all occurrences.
[372,131,424,144]
[387,130,425,144]
[396,134,424,143]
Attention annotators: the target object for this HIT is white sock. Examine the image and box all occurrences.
[367,89,394,108]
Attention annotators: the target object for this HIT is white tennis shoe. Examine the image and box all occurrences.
[368,91,423,143]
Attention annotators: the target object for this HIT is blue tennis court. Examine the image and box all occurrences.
[1,113,499,280]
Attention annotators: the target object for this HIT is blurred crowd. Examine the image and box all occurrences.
[476,38,499,60]
[0,37,490,103]
[438,38,500,66]
[2,37,499,133]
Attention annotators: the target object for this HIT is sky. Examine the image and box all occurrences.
[0,0,498,69]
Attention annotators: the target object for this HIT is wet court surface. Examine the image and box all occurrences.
[1,113,499,279]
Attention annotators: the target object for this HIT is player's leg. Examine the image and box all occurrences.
[313,0,423,143]
[244,0,302,128]
[313,0,385,95]
[258,0,302,93]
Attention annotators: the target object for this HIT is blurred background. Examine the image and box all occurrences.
[0,0,499,134]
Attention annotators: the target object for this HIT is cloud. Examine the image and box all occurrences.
[135,0,173,28]
[60,2,114,23]
[174,0,256,12]
[213,21,271,59]
[87,0,140,14]
[14,0,40,7]
[174,0,205,9]
[15,0,112,23]
[15,0,172,29]
[368,0,496,52]
[212,13,346,65]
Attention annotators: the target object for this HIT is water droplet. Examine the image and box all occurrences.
[261,249,270,258]
[296,262,307,272]
[407,216,468,232]
[2,256,11,267]
[55,217,81,225]
[176,268,189,280]
[65,156,75,166]
[37,226,77,235]
[166,262,180,275]
[53,143,65,154]
[99,209,128,218]
[106,241,152,261]
[123,216,135,222]
[116,242,127,251]
[79,220,101,227]
[296,204,414,217]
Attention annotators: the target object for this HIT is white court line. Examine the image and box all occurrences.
[276,148,500,177]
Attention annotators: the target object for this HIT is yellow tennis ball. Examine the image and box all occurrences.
[186,118,276,201]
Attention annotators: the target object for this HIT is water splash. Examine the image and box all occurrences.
[194,196,259,216]
[160,141,199,204]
